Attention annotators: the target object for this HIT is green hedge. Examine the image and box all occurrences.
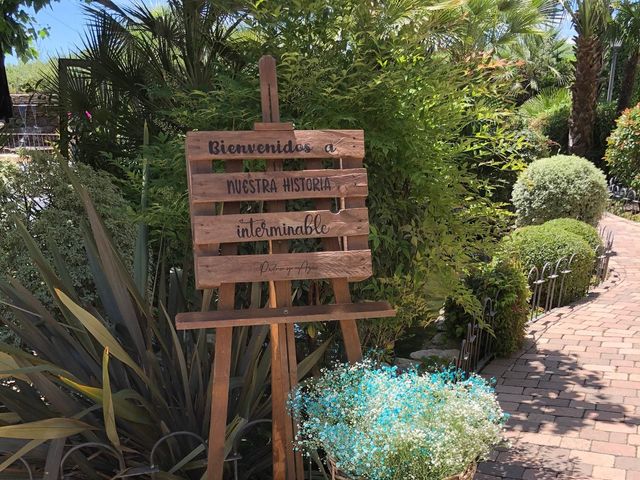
[543,218,603,251]
[444,255,530,357]
[503,223,595,305]
[512,155,608,226]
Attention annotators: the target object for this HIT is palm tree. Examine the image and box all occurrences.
[445,0,562,57]
[612,0,640,114]
[47,0,251,169]
[498,29,574,101]
[563,0,611,157]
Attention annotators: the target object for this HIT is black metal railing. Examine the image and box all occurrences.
[456,296,498,373]
[609,178,639,215]
[457,229,615,373]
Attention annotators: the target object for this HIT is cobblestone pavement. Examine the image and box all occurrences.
[475,214,640,480]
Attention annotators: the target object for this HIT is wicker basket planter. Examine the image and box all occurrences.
[328,457,477,480]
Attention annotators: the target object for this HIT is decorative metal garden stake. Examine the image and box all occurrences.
[176,56,395,480]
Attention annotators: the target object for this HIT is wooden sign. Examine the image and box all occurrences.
[190,168,368,202]
[197,251,372,286]
[186,129,365,161]
[193,208,369,244]
[176,56,395,480]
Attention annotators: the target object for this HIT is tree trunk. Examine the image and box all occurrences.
[0,51,12,122]
[569,34,603,158]
[617,49,640,115]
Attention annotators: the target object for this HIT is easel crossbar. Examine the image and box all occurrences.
[175,302,396,330]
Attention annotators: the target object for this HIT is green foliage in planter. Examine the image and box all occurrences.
[502,223,595,304]
[606,103,640,191]
[0,152,134,309]
[543,218,603,250]
[512,154,608,226]
[444,255,530,357]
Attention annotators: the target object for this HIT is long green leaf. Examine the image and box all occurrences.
[102,347,120,450]
[134,120,150,298]
[0,418,93,439]
[58,376,153,425]
[55,289,147,381]
[58,159,148,362]
[159,304,194,422]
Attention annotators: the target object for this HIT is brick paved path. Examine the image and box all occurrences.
[476,214,640,480]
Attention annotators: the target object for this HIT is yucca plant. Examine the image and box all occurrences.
[0,157,330,478]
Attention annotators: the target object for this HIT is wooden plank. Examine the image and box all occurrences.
[207,327,232,480]
[191,168,367,203]
[205,161,242,480]
[259,54,300,480]
[307,158,365,363]
[343,157,369,251]
[254,122,294,131]
[196,250,372,286]
[194,208,369,244]
[176,301,396,329]
[186,129,364,161]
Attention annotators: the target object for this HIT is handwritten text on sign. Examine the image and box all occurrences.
[190,169,368,202]
[186,130,365,161]
[195,251,373,287]
[193,209,369,244]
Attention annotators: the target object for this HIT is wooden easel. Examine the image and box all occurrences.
[176,56,395,480]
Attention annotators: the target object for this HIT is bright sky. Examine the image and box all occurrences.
[8,1,576,65]
[6,0,166,64]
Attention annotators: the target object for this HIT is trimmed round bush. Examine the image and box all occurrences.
[512,155,608,226]
[444,255,530,357]
[605,103,640,191]
[502,223,595,304]
[543,218,603,251]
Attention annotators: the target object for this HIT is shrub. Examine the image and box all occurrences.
[594,101,618,167]
[290,362,505,480]
[512,154,608,226]
[532,104,570,153]
[444,255,530,357]
[0,152,135,309]
[526,100,615,164]
[502,223,595,304]
[606,103,640,191]
[543,218,603,250]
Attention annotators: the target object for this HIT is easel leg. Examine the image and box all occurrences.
[207,326,233,480]
[333,278,363,364]
[270,323,291,479]
[285,323,305,480]
[269,280,303,480]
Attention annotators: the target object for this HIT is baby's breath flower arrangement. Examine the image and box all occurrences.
[289,361,506,480]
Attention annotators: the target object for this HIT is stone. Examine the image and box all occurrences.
[430,332,447,345]
[410,348,460,361]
